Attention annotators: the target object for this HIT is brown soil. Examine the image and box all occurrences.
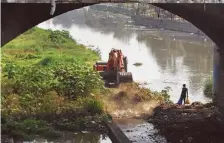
[103,83,160,118]
[148,102,224,143]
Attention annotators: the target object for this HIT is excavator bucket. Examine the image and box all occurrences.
[99,71,133,88]
[100,71,117,81]
[118,72,133,82]
[101,72,133,82]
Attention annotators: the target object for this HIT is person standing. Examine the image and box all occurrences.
[180,84,188,104]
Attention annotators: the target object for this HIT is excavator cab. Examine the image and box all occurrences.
[93,49,133,87]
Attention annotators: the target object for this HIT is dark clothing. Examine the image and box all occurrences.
[181,87,188,98]
[180,87,188,104]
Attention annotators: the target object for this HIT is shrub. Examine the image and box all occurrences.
[203,77,212,98]
[38,56,55,66]
[2,62,21,79]
[84,98,104,115]
[151,86,173,103]
[53,64,104,99]
[1,94,22,117]
[16,119,48,134]
[48,30,73,44]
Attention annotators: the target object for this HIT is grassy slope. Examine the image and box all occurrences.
[1,27,109,140]
[2,27,99,67]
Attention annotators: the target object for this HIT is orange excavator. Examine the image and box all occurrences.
[93,48,133,87]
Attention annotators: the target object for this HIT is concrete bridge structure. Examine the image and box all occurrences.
[1,0,224,121]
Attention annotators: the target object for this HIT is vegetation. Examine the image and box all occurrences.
[1,27,110,141]
[203,77,213,98]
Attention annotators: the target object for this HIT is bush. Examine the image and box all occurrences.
[53,64,104,99]
[2,62,20,79]
[1,94,22,117]
[203,77,212,98]
[38,56,55,66]
[84,98,104,115]
[48,30,73,44]
[2,62,104,98]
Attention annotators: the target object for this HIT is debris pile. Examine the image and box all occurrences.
[148,102,224,143]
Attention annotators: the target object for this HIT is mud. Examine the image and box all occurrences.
[103,83,160,119]
[148,102,224,143]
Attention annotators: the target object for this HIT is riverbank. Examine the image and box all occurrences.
[148,102,224,143]
[89,4,205,35]
[103,83,173,119]
[1,27,111,141]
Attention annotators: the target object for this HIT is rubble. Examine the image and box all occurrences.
[148,102,224,143]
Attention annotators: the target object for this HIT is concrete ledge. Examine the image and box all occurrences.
[104,120,132,143]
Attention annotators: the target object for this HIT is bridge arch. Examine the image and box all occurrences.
[1,3,224,49]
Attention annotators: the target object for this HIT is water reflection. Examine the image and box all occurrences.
[38,7,213,103]
[137,33,213,102]
[23,133,111,143]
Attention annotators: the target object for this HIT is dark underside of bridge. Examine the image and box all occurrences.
[1,3,224,49]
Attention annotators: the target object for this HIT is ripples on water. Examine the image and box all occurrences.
[3,133,112,143]
[38,7,213,103]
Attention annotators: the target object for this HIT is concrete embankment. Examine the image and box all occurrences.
[105,120,132,143]
[90,5,205,35]
[131,15,204,35]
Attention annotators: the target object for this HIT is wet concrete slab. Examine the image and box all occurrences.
[114,118,167,143]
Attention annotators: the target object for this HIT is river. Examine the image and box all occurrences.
[2,133,112,143]
[38,7,213,104]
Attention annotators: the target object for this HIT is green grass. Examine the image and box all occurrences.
[1,27,109,141]
[2,27,100,67]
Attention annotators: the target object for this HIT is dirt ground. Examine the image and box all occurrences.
[148,102,224,143]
